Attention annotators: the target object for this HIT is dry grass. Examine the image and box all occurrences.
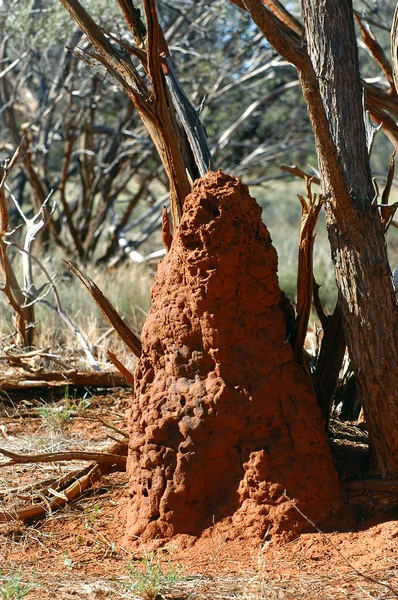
[0,258,153,373]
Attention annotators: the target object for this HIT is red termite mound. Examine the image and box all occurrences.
[126,171,342,544]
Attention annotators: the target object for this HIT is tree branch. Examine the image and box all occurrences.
[66,261,142,358]
[0,447,126,469]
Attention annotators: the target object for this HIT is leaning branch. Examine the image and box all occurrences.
[65,261,142,358]
[107,350,135,386]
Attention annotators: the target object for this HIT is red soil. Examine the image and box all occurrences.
[1,392,397,599]
[126,171,343,546]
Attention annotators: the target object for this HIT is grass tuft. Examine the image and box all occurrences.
[127,543,180,600]
[0,569,37,600]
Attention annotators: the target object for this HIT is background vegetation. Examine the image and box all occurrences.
[1,0,398,368]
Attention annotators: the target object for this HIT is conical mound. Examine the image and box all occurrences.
[126,171,342,544]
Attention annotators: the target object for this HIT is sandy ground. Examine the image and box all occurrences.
[0,388,397,599]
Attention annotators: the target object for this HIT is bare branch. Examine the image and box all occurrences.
[66,261,142,358]
[293,179,324,364]
[0,447,126,469]
[355,11,394,89]
[241,0,308,68]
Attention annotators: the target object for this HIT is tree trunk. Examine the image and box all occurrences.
[301,0,398,477]
[241,0,398,478]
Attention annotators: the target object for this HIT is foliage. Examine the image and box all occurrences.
[0,569,37,600]
[127,545,180,600]
[38,387,91,430]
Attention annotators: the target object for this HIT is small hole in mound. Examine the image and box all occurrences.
[147,480,152,490]
[142,488,148,497]
[149,513,160,522]
[180,396,186,407]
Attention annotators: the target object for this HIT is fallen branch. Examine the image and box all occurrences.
[0,440,127,523]
[0,348,51,361]
[0,447,126,468]
[0,369,128,391]
[0,463,105,523]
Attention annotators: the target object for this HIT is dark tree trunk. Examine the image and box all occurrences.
[242,0,398,477]
[301,0,398,477]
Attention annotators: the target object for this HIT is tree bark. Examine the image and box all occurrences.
[242,0,398,477]
[301,0,398,477]
[243,0,398,477]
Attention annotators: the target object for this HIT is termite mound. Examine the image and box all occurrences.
[126,170,342,544]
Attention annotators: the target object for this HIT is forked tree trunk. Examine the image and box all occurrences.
[242,0,398,477]
[301,0,398,477]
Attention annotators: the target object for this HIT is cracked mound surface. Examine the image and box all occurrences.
[126,171,342,544]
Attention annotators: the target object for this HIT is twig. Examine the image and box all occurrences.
[280,164,321,185]
[186,533,229,600]
[95,414,129,439]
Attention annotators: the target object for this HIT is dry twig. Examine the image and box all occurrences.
[283,492,398,597]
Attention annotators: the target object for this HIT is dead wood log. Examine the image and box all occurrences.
[345,478,398,516]
[0,369,129,391]
[346,478,398,493]
[0,447,127,469]
[0,440,127,523]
